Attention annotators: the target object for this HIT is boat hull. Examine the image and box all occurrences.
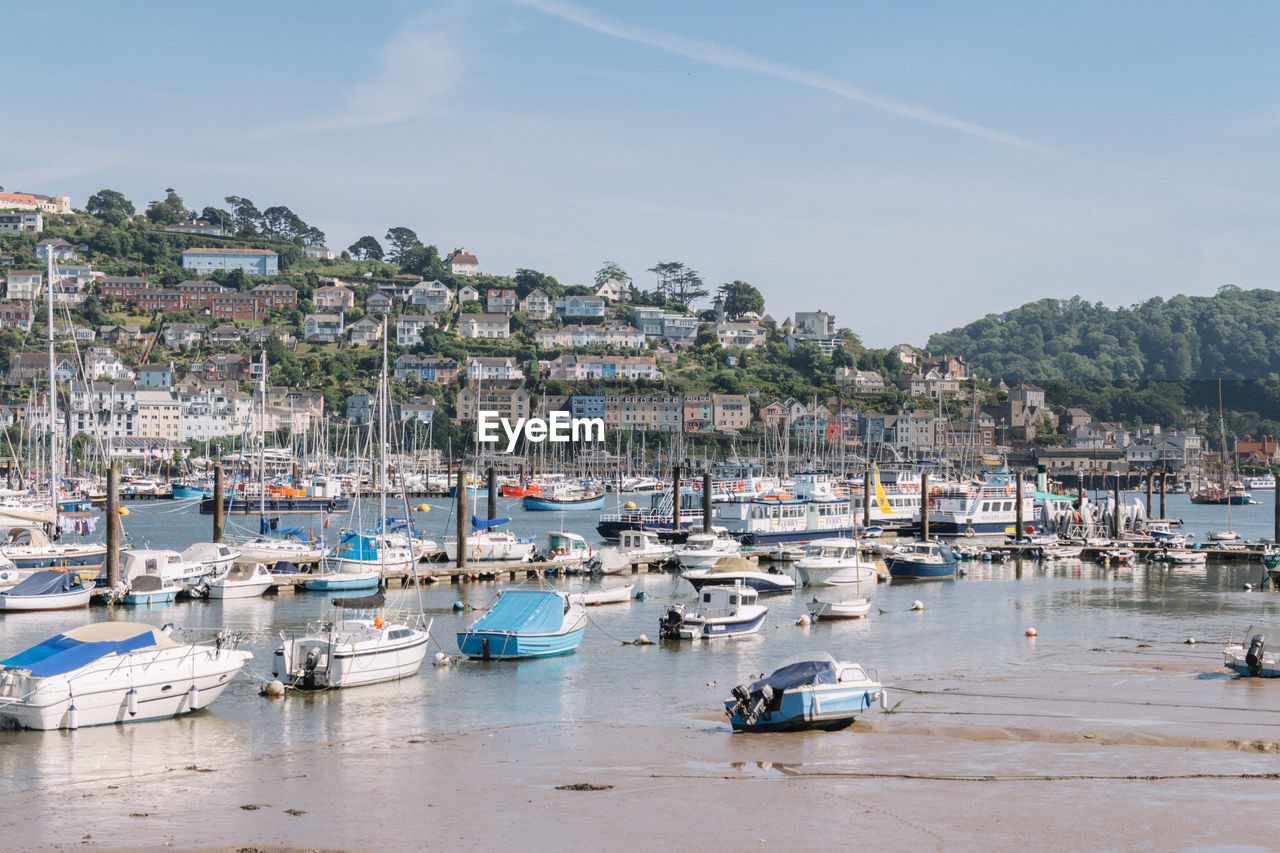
[171,485,206,499]
[522,495,605,511]
[885,558,956,579]
[809,597,872,619]
[0,586,94,610]
[123,590,178,606]
[276,634,428,689]
[726,684,878,732]
[209,579,274,599]
[682,571,795,596]
[3,547,106,571]
[567,584,634,606]
[456,626,585,659]
[669,607,768,639]
[301,573,380,591]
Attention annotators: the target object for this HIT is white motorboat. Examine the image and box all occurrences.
[235,536,326,565]
[273,591,430,689]
[444,516,536,561]
[1165,548,1208,565]
[1224,624,1280,677]
[675,532,741,569]
[206,561,276,599]
[567,582,635,606]
[323,530,414,576]
[120,574,180,606]
[659,584,768,640]
[616,529,673,560]
[0,622,250,729]
[725,654,883,732]
[181,541,241,578]
[1,526,105,572]
[120,549,208,585]
[1042,545,1084,560]
[0,570,94,611]
[795,539,879,588]
[808,595,872,620]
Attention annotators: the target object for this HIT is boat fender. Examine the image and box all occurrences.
[373,616,384,629]
[472,545,482,560]
[187,684,200,711]
[67,702,78,730]
[1247,634,1266,676]
[878,688,889,712]
[127,688,138,717]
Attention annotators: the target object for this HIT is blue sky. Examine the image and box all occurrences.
[9,1,1280,346]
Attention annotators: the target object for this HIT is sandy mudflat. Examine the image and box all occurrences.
[8,645,1280,852]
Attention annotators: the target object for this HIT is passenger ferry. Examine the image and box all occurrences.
[927,472,1036,536]
[844,467,924,531]
[596,461,778,541]
[711,471,854,545]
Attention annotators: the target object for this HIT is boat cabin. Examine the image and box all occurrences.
[695,584,758,618]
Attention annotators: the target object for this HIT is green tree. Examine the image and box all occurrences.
[593,261,630,291]
[348,236,384,261]
[399,244,443,278]
[85,189,135,223]
[719,280,764,319]
[385,227,422,262]
[144,188,188,225]
[224,195,262,235]
[201,206,233,230]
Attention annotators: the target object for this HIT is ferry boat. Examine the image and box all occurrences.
[1245,474,1276,492]
[845,467,925,531]
[711,472,854,545]
[926,472,1036,536]
[596,489,706,541]
[199,477,351,515]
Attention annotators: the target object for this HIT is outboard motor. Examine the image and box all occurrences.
[303,648,320,674]
[743,684,773,726]
[1247,634,1266,676]
[658,605,685,640]
[728,684,751,719]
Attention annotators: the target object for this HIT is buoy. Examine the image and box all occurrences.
[263,680,285,697]
[118,507,130,516]
[127,688,138,717]
[67,703,78,730]
[634,590,648,601]
[1244,583,1254,591]
[452,600,465,611]
[796,613,811,627]
[1026,627,1037,637]
[911,600,924,611]
[878,688,890,712]
[633,634,653,645]
[433,652,450,667]
[1185,637,1196,645]
[416,504,431,513]
[187,684,200,711]
[624,501,636,509]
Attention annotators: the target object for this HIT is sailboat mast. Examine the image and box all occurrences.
[379,319,389,578]
[259,349,267,521]
[45,252,58,517]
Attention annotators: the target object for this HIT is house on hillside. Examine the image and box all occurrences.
[346,316,383,346]
[445,248,479,276]
[486,289,518,315]
[396,314,436,347]
[457,313,509,339]
[315,284,355,311]
[181,248,279,276]
[458,284,481,305]
[521,288,552,320]
[34,238,75,262]
[408,280,451,313]
[303,313,344,343]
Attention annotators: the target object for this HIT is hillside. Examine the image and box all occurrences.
[926,288,1280,383]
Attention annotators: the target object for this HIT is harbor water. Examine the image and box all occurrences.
[1,492,1279,849]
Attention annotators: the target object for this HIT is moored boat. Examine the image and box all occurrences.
[0,622,250,729]
[724,654,883,732]
[681,556,797,596]
[1224,625,1280,677]
[457,588,587,659]
[567,582,635,606]
[659,584,768,640]
[205,561,276,599]
[808,596,872,620]
[884,540,957,580]
[522,486,606,511]
[0,570,94,611]
[121,574,180,606]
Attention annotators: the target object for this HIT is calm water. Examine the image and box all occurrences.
[1,491,1278,793]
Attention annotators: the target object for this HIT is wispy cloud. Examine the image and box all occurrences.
[514,0,1050,152]
[265,7,464,135]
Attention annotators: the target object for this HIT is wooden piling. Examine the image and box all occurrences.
[1015,475,1024,542]
[1113,476,1122,537]
[213,465,224,543]
[1145,472,1153,519]
[456,469,467,570]
[672,465,682,533]
[863,470,873,530]
[702,471,712,533]
[1160,470,1167,519]
[106,465,120,586]
[487,466,497,520]
[920,470,930,541]
[1274,477,1279,543]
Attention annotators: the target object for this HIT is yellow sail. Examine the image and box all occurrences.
[873,466,890,515]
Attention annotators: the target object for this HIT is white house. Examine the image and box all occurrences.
[457,313,510,339]
[466,356,525,383]
[396,314,436,347]
[5,270,42,301]
[408,280,452,313]
[521,288,553,321]
[303,245,335,260]
[303,313,345,343]
[458,284,481,305]
[595,278,632,302]
[346,316,383,346]
[445,248,479,275]
[554,295,607,318]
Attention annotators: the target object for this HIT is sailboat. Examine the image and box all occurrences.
[305,324,409,590]
[1202,381,1247,541]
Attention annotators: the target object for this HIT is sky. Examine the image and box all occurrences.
[9,1,1280,347]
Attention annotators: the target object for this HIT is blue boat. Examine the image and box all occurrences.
[457,589,587,659]
[724,654,883,732]
[171,484,206,500]
[122,575,179,606]
[884,540,957,579]
[522,489,605,511]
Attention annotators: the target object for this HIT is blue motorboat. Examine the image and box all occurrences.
[522,487,605,512]
[122,575,179,606]
[885,540,957,580]
[457,589,587,659]
[724,654,883,732]
[171,483,206,500]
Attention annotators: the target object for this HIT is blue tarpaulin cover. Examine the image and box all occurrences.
[1,571,75,598]
[747,658,838,695]
[471,516,510,531]
[0,629,157,678]
[470,590,565,635]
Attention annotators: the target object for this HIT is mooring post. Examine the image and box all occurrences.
[702,471,712,534]
[1015,474,1024,542]
[672,465,682,534]
[1160,470,1167,520]
[213,465,224,543]
[106,464,120,587]
[1274,477,1279,543]
[920,470,930,541]
[456,468,467,570]
[863,469,873,530]
[487,466,497,520]
[1145,472,1153,520]
[1112,476,1122,538]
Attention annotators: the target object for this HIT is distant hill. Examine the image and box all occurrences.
[926,287,1280,383]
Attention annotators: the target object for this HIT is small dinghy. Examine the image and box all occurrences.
[724,653,883,732]
[808,596,872,620]
[567,583,635,606]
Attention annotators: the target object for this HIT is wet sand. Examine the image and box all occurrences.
[7,643,1280,852]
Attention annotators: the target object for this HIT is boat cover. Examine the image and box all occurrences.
[1,570,75,597]
[0,627,162,677]
[470,590,566,634]
[332,590,386,609]
[129,575,168,592]
[273,561,301,574]
[471,516,510,531]
[747,658,838,694]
